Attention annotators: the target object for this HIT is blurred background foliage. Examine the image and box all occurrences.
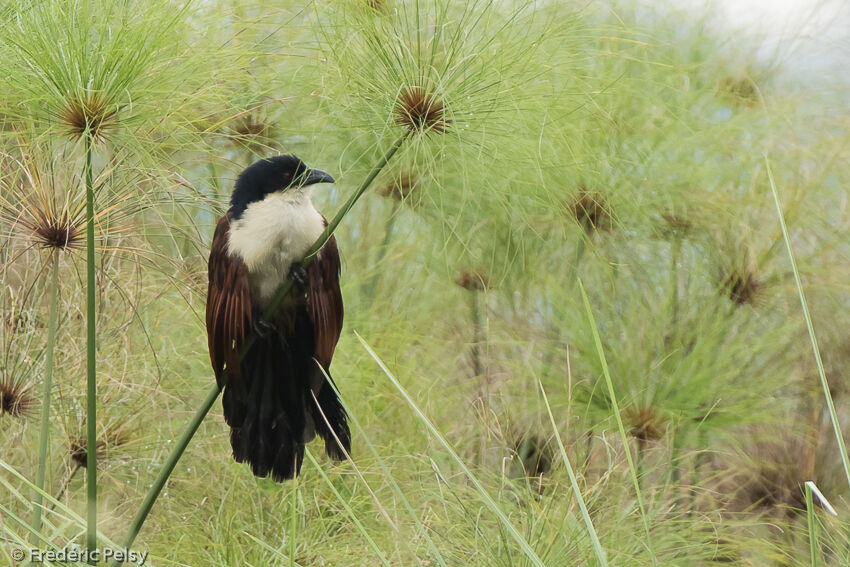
[0,0,849,565]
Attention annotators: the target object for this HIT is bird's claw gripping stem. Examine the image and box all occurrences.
[289,261,308,286]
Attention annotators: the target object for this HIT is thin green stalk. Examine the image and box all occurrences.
[48,463,81,514]
[578,280,655,564]
[84,133,97,559]
[636,438,645,489]
[470,289,483,378]
[569,237,587,288]
[690,427,707,515]
[766,158,850,490]
[364,199,399,304]
[581,429,594,477]
[111,135,409,566]
[670,238,680,325]
[538,380,608,567]
[669,423,683,500]
[31,252,60,541]
[805,482,818,567]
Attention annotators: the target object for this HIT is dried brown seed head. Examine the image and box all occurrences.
[0,377,35,418]
[394,85,450,135]
[719,76,759,106]
[720,267,762,307]
[69,426,128,468]
[660,214,694,239]
[59,92,118,142]
[31,213,82,251]
[231,113,276,146]
[624,406,666,443]
[456,270,489,291]
[512,433,554,477]
[363,0,386,12]
[378,169,418,202]
[570,190,612,234]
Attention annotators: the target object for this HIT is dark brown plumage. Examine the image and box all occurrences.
[206,156,349,481]
[206,213,252,386]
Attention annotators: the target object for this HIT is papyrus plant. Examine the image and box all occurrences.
[0,0,209,553]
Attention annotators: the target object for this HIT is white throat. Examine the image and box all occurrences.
[227,190,325,306]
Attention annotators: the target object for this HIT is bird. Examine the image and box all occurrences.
[206,155,350,481]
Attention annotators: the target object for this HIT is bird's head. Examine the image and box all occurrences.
[230,155,335,218]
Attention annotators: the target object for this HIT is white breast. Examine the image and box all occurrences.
[227,190,325,306]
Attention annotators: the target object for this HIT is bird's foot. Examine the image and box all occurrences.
[253,317,277,338]
[289,261,308,287]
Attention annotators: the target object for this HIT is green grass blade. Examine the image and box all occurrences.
[356,331,547,567]
[537,379,608,566]
[805,482,818,567]
[578,279,655,563]
[242,531,305,567]
[0,457,123,549]
[766,157,850,490]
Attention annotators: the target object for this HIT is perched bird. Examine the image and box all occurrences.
[206,155,350,481]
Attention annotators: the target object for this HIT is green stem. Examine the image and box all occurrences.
[110,133,410,566]
[689,426,707,516]
[49,463,81,514]
[805,482,818,567]
[31,252,60,541]
[636,438,645,489]
[539,381,608,566]
[580,429,593,477]
[569,237,587,289]
[670,238,680,325]
[670,423,682,502]
[470,290,483,378]
[84,134,97,560]
[363,200,399,304]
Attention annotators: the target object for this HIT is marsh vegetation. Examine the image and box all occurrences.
[0,1,848,565]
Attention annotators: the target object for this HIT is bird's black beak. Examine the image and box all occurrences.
[297,168,335,188]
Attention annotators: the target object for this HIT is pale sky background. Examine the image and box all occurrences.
[699,0,849,85]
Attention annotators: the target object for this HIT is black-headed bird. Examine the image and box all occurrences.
[206,155,349,481]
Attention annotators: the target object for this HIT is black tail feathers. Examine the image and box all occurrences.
[223,335,349,482]
[310,372,351,461]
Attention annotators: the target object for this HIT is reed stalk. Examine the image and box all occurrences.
[363,200,399,304]
[84,132,98,559]
[30,251,60,541]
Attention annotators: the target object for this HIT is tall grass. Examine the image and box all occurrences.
[766,158,850,490]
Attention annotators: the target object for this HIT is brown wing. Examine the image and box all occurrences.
[307,233,343,370]
[206,212,252,387]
